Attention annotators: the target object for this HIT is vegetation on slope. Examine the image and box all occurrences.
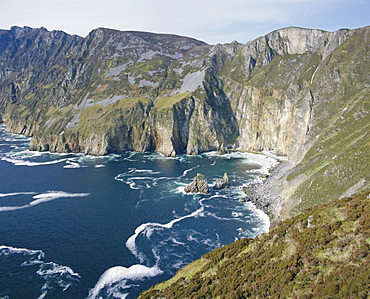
[140,190,370,298]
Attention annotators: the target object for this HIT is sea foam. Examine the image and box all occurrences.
[0,192,37,197]
[2,156,69,166]
[88,265,162,299]
[126,205,205,264]
[0,191,90,212]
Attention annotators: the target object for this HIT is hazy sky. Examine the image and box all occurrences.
[1,0,369,44]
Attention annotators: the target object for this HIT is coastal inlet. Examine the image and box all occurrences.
[0,125,278,299]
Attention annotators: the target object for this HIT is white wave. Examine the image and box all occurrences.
[3,137,32,142]
[206,211,235,221]
[144,152,175,160]
[88,265,162,299]
[2,156,68,167]
[63,161,81,168]
[201,237,221,248]
[75,153,120,164]
[126,206,205,262]
[39,290,48,299]
[124,177,155,190]
[34,261,81,292]
[243,152,279,175]
[123,152,137,161]
[0,191,90,212]
[186,234,198,242]
[169,237,187,246]
[30,192,90,206]
[176,155,190,163]
[0,205,29,212]
[172,183,188,194]
[126,180,140,190]
[117,168,160,176]
[116,172,172,190]
[36,261,80,278]
[180,165,200,178]
[201,151,234,158]
[128,176,155,181]
[209,194,228,199]
[114,174,125,182]
[95,164,105,168]
[252,207,270,234]
[232,212,244,218]
[240,202,271,236]
[134,169,160,174]
[201,151,279,176]
[0,245,45,259]
[0,192,37,197]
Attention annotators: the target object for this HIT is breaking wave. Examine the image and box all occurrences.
[88,265,162,299]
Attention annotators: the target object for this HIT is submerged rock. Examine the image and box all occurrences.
[213,173,230,190]
[184,173,210,194]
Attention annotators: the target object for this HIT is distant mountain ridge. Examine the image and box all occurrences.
[0,24,369,222]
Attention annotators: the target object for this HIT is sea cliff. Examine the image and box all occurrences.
[0,25,369,220]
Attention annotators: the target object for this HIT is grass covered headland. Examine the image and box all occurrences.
[140,190,370,298]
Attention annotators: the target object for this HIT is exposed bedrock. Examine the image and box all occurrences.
[184,173,210,194]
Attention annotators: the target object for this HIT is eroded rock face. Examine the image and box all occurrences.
[184,174,210,194]
[0,25,356,158]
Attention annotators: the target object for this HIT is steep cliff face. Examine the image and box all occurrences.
[1,26,239,156]
[225,84,313,161]
[0,25,369,219]
[0,25,352,159]
[213,26,369,219]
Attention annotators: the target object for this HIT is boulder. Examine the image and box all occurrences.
[184,173,210,194]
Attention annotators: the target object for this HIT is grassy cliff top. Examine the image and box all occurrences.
[140,189,370,298]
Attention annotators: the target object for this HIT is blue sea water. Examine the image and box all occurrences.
[0,124,278,299]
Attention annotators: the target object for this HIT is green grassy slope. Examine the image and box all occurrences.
[140,190,370,299]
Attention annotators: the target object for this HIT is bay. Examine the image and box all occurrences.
[0,124,277,298]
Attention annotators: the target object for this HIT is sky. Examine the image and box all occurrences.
[1,0,369,44]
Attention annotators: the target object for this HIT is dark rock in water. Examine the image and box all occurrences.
[184,173,210,194]
[213,173,230,190]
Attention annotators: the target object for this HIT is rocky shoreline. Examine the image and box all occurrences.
[240,158,294,226]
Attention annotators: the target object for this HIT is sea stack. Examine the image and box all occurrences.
[184,173,210,194]
[213,173,230,190]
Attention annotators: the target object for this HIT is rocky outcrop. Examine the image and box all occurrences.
[213,173,230,190]
[184,174,210,194]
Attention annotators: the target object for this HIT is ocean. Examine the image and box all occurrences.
[0,124,277,299]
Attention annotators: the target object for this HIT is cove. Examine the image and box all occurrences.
[0,125,277,298]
